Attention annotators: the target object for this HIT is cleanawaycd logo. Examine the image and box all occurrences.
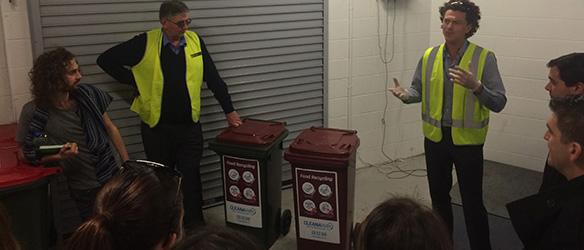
[303,221,334,231]
[229,205,257,216]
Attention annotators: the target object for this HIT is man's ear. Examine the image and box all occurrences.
[161,232,178,250]
[569,142,583,162]
[573,82,584,95]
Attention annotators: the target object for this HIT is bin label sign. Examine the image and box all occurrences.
[295,168,340,244]
[223,155,262,228]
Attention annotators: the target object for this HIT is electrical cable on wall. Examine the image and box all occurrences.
[357,0,427,179]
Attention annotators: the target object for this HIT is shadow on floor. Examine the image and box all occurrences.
[453,203,523,250]
[451,160,542,218]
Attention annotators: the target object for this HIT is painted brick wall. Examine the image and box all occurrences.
[328,0,431,166]
[0,0,33,125]
[0,1,14,124]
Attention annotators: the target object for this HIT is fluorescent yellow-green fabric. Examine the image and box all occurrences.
[422,42,490,145]
[422,45,445,143]
[131,29,203,127]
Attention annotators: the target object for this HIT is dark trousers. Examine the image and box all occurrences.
[70,187,100,221]
[424,127,491,250]
[538,156,567,193]
[141,122,205,228]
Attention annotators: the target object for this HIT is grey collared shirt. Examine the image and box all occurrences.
[162,31,186,55]
[404,41,507,126]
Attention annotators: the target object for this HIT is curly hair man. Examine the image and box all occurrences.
[16,47,129,234]
[389,1,507,249]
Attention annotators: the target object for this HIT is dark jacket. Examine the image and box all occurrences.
[506,175,584,250]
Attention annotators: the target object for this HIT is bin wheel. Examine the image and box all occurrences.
[280,209,292,236]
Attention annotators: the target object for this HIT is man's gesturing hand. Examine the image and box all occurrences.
[388,78,409,101]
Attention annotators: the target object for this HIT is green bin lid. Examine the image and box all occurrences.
[287,127,359,159]
[216,119,287,146]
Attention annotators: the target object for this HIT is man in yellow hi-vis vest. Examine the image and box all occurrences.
[97,0,242,229]
[390,1,506,249]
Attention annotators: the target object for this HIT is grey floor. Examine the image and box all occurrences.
[202,154,529,250]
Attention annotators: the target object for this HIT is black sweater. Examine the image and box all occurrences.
[97,30,235,124]
[507,175,584,250]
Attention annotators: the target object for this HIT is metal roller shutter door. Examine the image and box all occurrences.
[28,0,327,204]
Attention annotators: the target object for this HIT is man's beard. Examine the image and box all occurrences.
[63,80,80,92]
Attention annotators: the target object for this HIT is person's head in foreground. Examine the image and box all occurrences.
[67,160,184,250]
[172,225,260,250]
[355,197,453,250]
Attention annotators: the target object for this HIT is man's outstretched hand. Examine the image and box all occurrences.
[388,78,409,101]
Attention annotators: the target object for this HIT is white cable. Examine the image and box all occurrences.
[377,0,397,162]
[369,0,427,178]
[347,0,354,129]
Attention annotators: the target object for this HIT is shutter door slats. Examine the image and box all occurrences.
[40,2,322,17]
[42,19,324,38]
[43,28,323,48]
[29,0,325,205]
[41,0,323,6]
[209,36,323,52]
[43,12,323,28]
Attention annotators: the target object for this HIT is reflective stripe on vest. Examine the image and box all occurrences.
[421,42,490,145]
[130,29,204,127]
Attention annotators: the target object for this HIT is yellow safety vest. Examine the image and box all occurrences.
[421,42,490,145]
[131,29,204,127]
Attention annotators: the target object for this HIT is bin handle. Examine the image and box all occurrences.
[231,130,256,136]
[297,138,312,145]
[339,143,352,151]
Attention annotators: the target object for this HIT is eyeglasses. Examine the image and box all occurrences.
[167,18,192,28]
[121,160,183,200]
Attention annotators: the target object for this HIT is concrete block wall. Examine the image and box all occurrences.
[430,0,584,171]
[0,0,33,125]
[0,1,13,124]
[328,0,431,167]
